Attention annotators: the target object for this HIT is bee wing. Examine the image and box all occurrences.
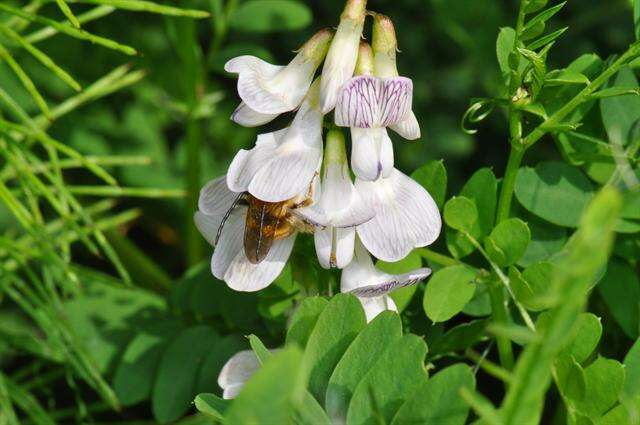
[244,200,282,264]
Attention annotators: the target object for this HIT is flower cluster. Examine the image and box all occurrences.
[195,0,441,321]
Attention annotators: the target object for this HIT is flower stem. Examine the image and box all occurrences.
[417,247,460,267]
[496,145,525,223]
[488,281,515,370]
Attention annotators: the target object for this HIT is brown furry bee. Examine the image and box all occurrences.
[216,190,322,264]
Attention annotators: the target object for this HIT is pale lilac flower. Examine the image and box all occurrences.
[226,80,324,203]
[314,130,374,269]
[319,0,367,113]
[341,238,431,322]
[225,29,333,126]
[195,176,305,292]
[218,350,260,399]
[355,168,441,262]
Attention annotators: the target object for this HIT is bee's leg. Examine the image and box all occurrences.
[215,192,245,245]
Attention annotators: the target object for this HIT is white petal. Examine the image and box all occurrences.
[198,175,240,217]
[294,204,330,228]
[356,169,441,262]
[194,211,219,246]
[348,268,431,297]
[226,129,285,193]
[248,124,323,203]
[335,76,382,128]
[359,296,397,322]
[389,111,421,140]
[320,19,364,113]
[340,240,379,292]
[211,211,245,280]
[224,234,296,292]
[314,227,332,269]
[350,127,394,181]
[225,55,313,114]
[231,102,279,127]
[218,350,260,399]
[314,226,356,269]
[334,227,356,268]
[318,162,374,228]
[378,77,413,127]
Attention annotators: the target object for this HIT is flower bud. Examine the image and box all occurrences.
[319,0,368,113]
[300,28,334,66]
[354,42,374,76]
[372,14,398,78]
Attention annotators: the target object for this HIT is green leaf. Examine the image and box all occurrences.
[463,281,492,317]
[224,347,308,424]
[554,354,586,402]
[515,161,595,227]
[484,218,531,266]
[597,259,640,339]
[522,2,567,36]
[510,262,554,311]
[517,218,567,267]
[429,319,489,355]
[545,69,590,86]
[411,160,447,209]
[600,66,640,145]
[196,335,247,394]
[423,265,477,323]
[286,297,329,348]
[636,0,640,40]
[622,339,640,404]
[346,335,428,425]
[194,393,229,420]
[444,196,478,232]
[391,364,475,425]
[152,326,219,423]
[249,335,272,364]
[229,0,312,33]
[326,312,403,422]
[303,294,366,405]
[496,27,516,79]
[377,250,423,311]
[573,357,625,418]
[563,313,602,363]
[527,26,568,50]
[524,0,549,14]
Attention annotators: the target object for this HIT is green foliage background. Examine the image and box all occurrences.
[0,0,639,424]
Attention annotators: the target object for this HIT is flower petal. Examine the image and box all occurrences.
[348,268,431,297]
[231,102,280,127]
[314,227,332,269]
[340,239,379,292]
[218,350,260,399]
[334,76,382,128]
[294,203,330,228]
[314,226,356,269]
[334,227,356,268]
[211,211,245,280]
[194,211,219,246]
[199,175,241,217]
[226,129,285,193]
[359,296,397,322]
[224,234,296,292]
[379,77,413,127]
[356,168,441,262]
[350,127,394,181]
[389,111,420,140]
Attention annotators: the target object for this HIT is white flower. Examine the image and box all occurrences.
[226,80,324,203]
[194,176,302,292]
[314,130,374,269]
[355,168,441,262]
[335,75,413,180]
[341,238,431,322]
[372,13,420,140]
[319,0,367,113]
[218,350,260,399]
[225,29,333,124]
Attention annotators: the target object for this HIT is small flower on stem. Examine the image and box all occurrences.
[314,129,374,269]
[226,80,324,203]
[341,238,431,322]
[319,0,367,113]
[355,168,441,262]
[225,29,333,126]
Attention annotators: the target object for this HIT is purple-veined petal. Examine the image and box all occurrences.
[378,77,413,127]
[231,102,280,127]
[334,76,382,128]
[389,110,420,140]
[348,268,431,297]
[356,169,441,262]
[350,127,394,181]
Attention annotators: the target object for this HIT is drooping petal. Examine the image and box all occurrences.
[314,226,356,269]
[211,211,246,280]
[389,110,420,140]
[356,169,441,262]
[218,350,261,400]
[314,227,332,269]
[348,268,431,297]
[224,234,296,292]
[334,76,382,128]
[225,55,315,115]
[334,227,356,268]
[359,296,397,322]
[194,211,220,246]
[199,175,242,217]
[226,129,285,193]
[350,127,394,181]
[378,77,413,127]
[231,102,280,127]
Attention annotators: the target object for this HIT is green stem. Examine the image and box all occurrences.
[417,248,460,267]
[496,146,525,223]
[466,348,512,383]
[488,281,515,370]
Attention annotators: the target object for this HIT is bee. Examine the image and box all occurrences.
[216,186,323,264]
